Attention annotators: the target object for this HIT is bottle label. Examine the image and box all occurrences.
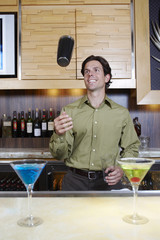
[48,122,54,131]
[42,122,47,131]
[27,123,33,133]
[34,128,41,137]
[21,121,25,131]
[13,122,17,130]
[3,121,11,127]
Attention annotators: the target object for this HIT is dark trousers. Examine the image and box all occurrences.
[62,169,123,191]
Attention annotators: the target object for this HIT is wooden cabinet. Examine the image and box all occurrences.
[0,0,135,89]
[76,5,132,80]
[0,0,17,5]
[21,4,134,87]
[21,0,130,5]
[21,6,76,80]
[21,5,132,82]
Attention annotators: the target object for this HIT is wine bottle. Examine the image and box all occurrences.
[12,111,18,138]
[20,111,26,137]
[47,108,54,137]
[26,108,33,137]
[2,114,12,138]
[34,108,41,137]
[41,109,47,137]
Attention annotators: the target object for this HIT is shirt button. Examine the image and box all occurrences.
[95,121,97,124]
[92,149,96,152]
[91,163,94,166]
[94,135,96,138]
[95,109,98,112]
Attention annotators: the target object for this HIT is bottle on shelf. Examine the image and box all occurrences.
[133,117,141,137]
[1,114,12,138]
[41,109,47,137]
[33,108,41,137]
[47,108,54,137]
[26,108,33,137]
[20,111,26,137]
[12,111,18,138]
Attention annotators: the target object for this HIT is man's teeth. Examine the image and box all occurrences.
[89,80,96,83]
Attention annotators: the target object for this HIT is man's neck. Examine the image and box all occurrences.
[87,90,105,108]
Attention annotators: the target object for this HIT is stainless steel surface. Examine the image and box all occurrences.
[0,190,160,198]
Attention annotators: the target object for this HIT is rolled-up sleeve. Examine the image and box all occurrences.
[49,130,74,160]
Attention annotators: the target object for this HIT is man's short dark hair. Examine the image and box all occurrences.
[81,55,112,88]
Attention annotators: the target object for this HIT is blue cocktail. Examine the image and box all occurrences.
[10,159,47,227]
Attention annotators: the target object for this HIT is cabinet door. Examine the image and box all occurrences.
[0,0,17,5]
[76,5,132,81]
[21,6,76,80]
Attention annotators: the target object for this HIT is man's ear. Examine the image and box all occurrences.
[105,74,110,83]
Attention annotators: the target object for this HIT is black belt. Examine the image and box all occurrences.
[69,167,103,180]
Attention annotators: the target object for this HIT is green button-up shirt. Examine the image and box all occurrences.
[49,95,140,171]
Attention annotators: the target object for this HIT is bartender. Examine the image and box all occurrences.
[49,55,140,191]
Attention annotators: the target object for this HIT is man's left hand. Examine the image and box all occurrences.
[104,166,123,185]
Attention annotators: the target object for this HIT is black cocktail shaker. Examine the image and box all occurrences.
[57,35,74,67]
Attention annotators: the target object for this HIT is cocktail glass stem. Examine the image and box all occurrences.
[132,184,139,220]
[27,184,34,225]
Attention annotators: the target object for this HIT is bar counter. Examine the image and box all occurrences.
[0,190,160,240]
[0,147,160,159]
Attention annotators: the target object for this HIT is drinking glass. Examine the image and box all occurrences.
[117,157,155,225]
[139,136,150,149]
[10,159,47,227]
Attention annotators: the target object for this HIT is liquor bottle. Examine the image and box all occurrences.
[133,117,141,137]
[12,111,18,138]
[20,111,26,137]
[26,108,33,137]
[33,108,41,137]
[41,109,47,137]
[47,108,54,137]
[1,114,12,138]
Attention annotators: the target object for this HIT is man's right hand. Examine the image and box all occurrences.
[54,112,73,135]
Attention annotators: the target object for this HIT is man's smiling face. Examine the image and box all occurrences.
[83,60,110,92]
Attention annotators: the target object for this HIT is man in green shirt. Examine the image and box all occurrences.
[49,55,140,191]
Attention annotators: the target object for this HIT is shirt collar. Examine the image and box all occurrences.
[78,95,112,109]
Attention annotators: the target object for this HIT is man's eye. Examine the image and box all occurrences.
[84,70,89,75]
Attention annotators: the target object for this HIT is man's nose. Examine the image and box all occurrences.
[88,70,94,76]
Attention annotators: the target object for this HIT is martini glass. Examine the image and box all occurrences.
[10,159,47,227]
[117,157,155,225]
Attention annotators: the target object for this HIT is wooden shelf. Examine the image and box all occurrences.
[0,137,50,148]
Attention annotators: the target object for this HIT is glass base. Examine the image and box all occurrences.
[123,214,149,225]
[17,216,43,227]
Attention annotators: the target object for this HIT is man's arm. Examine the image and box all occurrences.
[49,111,73,160]
[120,111,140,158]
[104,110,140,185]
